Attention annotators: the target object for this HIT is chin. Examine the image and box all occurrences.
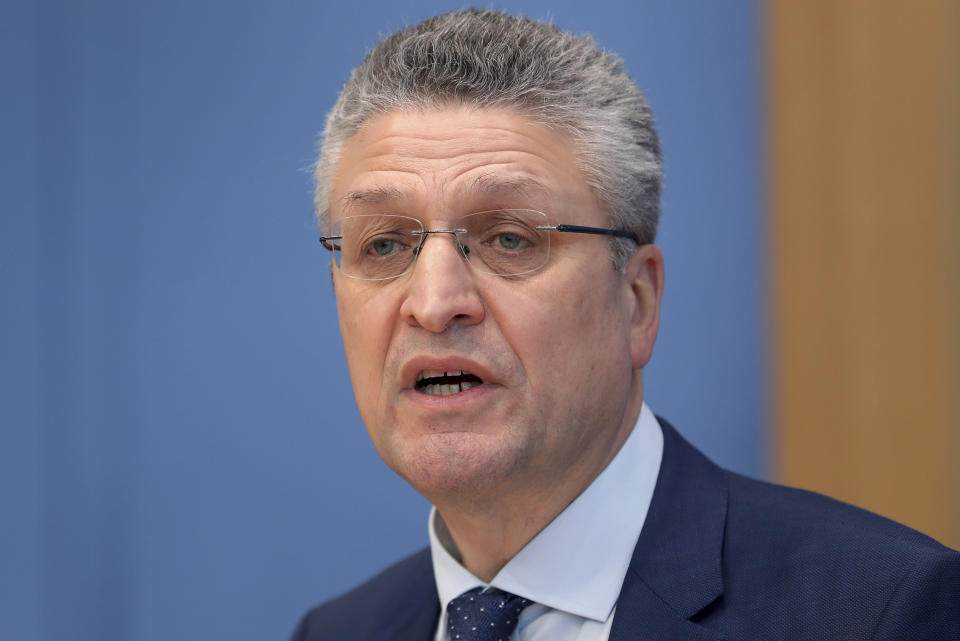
[389,431,525,498]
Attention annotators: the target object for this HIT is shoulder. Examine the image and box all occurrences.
[289,547,436,641]
[723,469,952,556]
[653,419,959,637]
[716,471,960,637]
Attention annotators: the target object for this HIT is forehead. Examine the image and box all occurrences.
[328,106,599,221]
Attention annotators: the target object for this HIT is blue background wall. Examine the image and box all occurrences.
[1,1,760,639]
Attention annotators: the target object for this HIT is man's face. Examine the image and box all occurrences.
[328,106,661,504]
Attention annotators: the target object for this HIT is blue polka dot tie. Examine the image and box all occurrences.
[447,587,531,641]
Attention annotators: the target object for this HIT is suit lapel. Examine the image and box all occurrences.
[388,596,440,641]
[609,419,728,641]
[376,551,441,641]
[610,571,723,641]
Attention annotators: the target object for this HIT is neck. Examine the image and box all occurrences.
[432,384,645,582]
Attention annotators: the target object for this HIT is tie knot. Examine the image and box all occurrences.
[447,587,531,641]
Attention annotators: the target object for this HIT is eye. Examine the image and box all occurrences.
[362,235,408,258]
[469,210,543,256]
[371,238,398,256]
[496,232,527,251]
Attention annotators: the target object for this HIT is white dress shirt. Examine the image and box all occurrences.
[429,403,664,641]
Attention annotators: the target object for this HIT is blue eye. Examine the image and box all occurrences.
[497,233,525,250]
[371,239,399,256]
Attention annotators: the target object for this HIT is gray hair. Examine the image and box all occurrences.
[315,9,662,268]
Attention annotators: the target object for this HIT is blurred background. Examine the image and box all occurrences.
[2,1,957,639]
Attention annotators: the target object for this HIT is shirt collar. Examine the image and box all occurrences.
[429,402,663,622]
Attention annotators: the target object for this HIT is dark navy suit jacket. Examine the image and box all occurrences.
[291,420,960,640]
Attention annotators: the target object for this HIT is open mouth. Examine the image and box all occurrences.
[415,370,484,396]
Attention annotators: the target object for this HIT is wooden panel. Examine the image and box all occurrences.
[769,0,960,548]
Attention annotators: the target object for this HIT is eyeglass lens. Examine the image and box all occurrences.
[331,210,551,281]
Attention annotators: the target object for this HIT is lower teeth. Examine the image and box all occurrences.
[423,381,477,396]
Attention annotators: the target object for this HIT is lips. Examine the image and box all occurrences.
[415,369,484,396]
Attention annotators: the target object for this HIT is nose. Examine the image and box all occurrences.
[399,232,485,333]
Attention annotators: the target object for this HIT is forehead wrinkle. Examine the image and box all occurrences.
[336,115,577,217]
[370,145,565,172]
[443,165,559,215]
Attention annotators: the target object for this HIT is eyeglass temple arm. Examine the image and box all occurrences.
[320,225,640,250]
[319,227,468,250]
[318,235,341,251]
[537,224,639,243]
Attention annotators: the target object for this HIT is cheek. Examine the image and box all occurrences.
[517,275,629,386]
[492,277,620,386]
[336,290,395,404]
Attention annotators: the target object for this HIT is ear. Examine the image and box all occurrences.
[624,244,665,370]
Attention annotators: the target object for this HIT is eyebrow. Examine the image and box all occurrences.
[340,185,407,212]
[468,174,551,199]
[338,175,551,214]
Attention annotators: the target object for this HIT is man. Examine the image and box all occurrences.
[292,9,959,640]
